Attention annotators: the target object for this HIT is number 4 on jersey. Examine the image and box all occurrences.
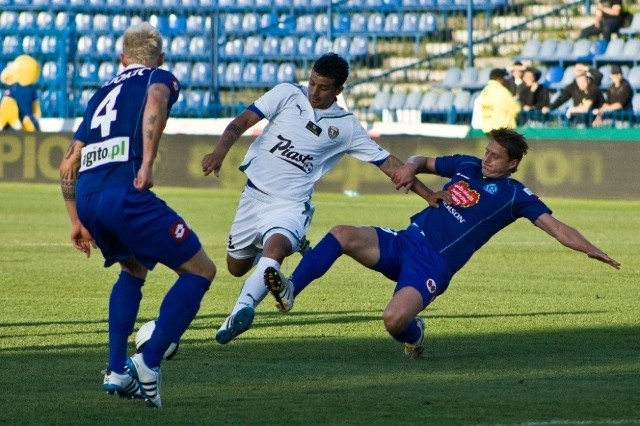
[91,85,122,137]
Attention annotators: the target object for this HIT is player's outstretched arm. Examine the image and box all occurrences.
[534,213,620,269]
[388,155,450,207]
[202,109,261,177]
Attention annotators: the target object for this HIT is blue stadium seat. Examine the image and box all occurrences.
[401,13,419,34]
[224,14,242,34]
[627,66,640,91]
[186,16,206,33]
[255,0,273,6]
[334,14,351,34]
[96,35,115,56]
[315,14,330,33]
[112,15,129,33]
[280,36,298,57]
[543,65,564,87]
[237,0,256,6]
[40,90,59,116]
[171,92,187,116]
[223,39,244,57]
[242,62,260,84]
[42,61,58,82]
[260,62,278,84]
[549,65,575,90]
[21,36,39,55]
[93,14,111,32]
[277,62,296,83]
[260,13,279,33]
[620,13,640,36]
[271,14,295,36]
[189,36,209,56]
[593,38,624,65]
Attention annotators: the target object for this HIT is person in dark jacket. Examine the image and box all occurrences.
[592,64,633,127]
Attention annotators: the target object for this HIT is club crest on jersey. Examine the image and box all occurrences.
[448,181,480,207]
[483,183,498,194]
[328,126,339,139]
[425,278,437,294]
[169,219,190,243]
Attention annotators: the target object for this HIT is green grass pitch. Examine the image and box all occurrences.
[0,182,638,425]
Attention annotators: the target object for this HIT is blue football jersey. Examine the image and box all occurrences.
[74,65,180,196]
[410,154,551,274]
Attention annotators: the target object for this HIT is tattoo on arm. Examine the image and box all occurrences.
[227,123,242,138]
[60,141,82,201]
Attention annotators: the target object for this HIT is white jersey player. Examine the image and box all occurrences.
[201,53,442,344]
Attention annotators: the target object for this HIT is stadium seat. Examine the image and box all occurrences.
[0,12,18,30]
[191,62,209,85]
[224,14,242,34]
[543,65,564,87]
[419,13,437,34]
[626,66,640,91]
[242,62,260,84]
[225,62,243,84]
[280,36,298,57]
[350,13,367,33]
[514,39,541,61]
[349,36,369,58]
[367,13,385,33]
[98,62,118,81]
[244,36,263,57]
[536,39,558,60]
[619,39,640,64]
[569,38,594,63]
[36,11,54,29]
[237,0,256,7]
[593,38,624,65]
[260,62,278,84]
[401,13,419,34]
[189,36,209,56]
[96,35,115,56]
[21,36,39,55]
[76,35,95,56]
[549,65,575,90]
[93,14,110,32]
[419,90,439,112]
[620,12,640,36]
[474,67,491,90]
[334,14,351,34]
[435,67,462,89]
[242,13,260,33]
[384,13,402,34]
[277,62,296,83]
[75,13,92,33]
[170,36,188,56]
[262,36,280,56]
[271,14,295,36]
[78,62,99,83]
[42,61,58,82]
[539,38,573,64]
[314,36,333,56]
[315,14,330,33]
[260,13,279,33]
[17,11,35,30]
[298,36,315,57]
[255,0,273,7]
[369,90,391,116]
[223,39,243,57]
[332,36,350,58]
[296,15,314,33]
[458,67,479,90]
[403,89,424,110]
[453,90,472,113]
[173,62,191,84]
[112,15,129,33]
[41,36,58,55]
[2,36,19,55]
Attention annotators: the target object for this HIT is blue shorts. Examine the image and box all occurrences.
[76,186,202,270]
[372,225,452,308]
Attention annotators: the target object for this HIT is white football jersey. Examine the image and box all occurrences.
[240,83,390,202]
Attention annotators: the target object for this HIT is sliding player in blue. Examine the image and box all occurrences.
[59,22,216,407]
[265,127,620,358]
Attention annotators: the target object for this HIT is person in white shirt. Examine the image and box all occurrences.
[201,53,448,344]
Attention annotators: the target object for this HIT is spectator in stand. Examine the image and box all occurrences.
[517,67,549,125]
[542,70,604,127]
[504,61,526,98]
[477,68,521,133]
[592,64,633,127]
[579,0,624,41]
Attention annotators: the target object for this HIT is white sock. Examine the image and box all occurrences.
[229,257,280,316]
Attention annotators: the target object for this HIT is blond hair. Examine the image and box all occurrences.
[122,22,163,65]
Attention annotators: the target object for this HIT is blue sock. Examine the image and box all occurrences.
[108,271,144,374]
[143,273,211,368]
[290,232,343,297]
[392,319,421,344]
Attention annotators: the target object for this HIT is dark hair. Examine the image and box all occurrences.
[312,52,349,88]
[487,127,529,172]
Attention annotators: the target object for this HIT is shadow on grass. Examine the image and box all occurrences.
[0,325,638,425]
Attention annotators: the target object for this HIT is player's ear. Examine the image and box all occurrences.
[157,52,165,68]
[335,85,344,96]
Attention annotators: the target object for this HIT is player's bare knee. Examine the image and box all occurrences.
[382,309,406,335]
[329,225,353,247]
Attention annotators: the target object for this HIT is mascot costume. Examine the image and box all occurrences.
[0,54,41,132]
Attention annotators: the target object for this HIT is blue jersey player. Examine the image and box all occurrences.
[59,22,216,408]
[264,127,620,358]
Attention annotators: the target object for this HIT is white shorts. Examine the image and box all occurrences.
[227,185,315,259]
